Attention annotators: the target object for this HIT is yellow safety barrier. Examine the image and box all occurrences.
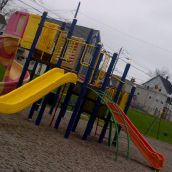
[62,37,85,70]
[51,31,67,64]
[119,92,129,110]
[80,44,96,67]
[94,51,111,86]
[77,44,96,81]
[20,14,59,54]
[51,33,85,70]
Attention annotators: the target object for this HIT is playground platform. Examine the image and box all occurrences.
[0,107,171,172]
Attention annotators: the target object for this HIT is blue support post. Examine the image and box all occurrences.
[56,18,77,67]
[64,43,102,138]
[74,2,81,18]
[29,22,66,117]
[29,22,66,122]
[35,94,50,125]
[49,89,61,114]
[35,22,66,115]
[30,62,39,80]
[28,65,50,119]
[98,63,130,143]
[34,19,77,125]
[41,22,66,115]
[91,52,104,83]
[54,29,94,128]
[124,86,136,114]
[17,11,48,87]
[82,53,118,140]
[75,29,94,72]
[113,85,136,145]
[48,19,77,115]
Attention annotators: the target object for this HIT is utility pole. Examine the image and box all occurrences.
[112,47,123,73]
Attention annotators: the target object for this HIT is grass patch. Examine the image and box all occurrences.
[128,108,172,144]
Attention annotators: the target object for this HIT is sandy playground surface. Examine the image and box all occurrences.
[0,107,172,172]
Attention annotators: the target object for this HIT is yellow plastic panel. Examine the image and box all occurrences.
[21,14,59,53]
[36,22,59,54]
[20,14,41,49]
[119,92,129,110]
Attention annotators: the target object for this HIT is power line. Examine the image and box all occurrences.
[17,0,42,14]
[80,11,172,55]
[15,0,152,82]
[30,0,70,22]
[16,0,71,22]
[114,69,147,83]
[103,43,153,78]
[118,57,151,77]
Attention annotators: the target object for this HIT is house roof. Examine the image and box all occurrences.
[160,76,172,95]
[47,18,101,44]
[143,75,172,95]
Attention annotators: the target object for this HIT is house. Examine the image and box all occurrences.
[47,18,101,45]
[143,75,172,119]
[110,75,172,121]
[133,75,172,121]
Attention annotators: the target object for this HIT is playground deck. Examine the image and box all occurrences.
[0,108,171,172]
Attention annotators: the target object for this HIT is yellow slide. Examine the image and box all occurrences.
[0,68,77,114]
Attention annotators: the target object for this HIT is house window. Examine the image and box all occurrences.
[149,96,151,99]
[155,85,158,89]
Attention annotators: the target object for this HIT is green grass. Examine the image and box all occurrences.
[128,108,172,144]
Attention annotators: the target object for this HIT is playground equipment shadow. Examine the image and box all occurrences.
[0,108,171,172]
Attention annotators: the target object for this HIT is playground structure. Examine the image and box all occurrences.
[0,36,30,95]
[0,10,165,170]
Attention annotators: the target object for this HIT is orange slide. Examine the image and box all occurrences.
[108,102,164,170]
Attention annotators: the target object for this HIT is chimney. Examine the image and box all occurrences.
[166,76,169,80]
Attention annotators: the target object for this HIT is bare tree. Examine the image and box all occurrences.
[0,0,9,11]
[0,0,13,17]
[149,67,171,79]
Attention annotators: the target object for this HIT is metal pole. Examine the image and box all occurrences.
[91,52,104,83]
[74,2,81,19]
[49,29,94,116]
[56,18,77,67]
[64,43,102,138]
[124,86,136,114]
[54,29,94,129]
[82,53,118,140]
[29,22,67,123]
[29,62,39,80]
[17,11,48,87]
[98,63,130,143]
[113,85,136,145]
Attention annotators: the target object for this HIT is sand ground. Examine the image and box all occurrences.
[0,108,171,172]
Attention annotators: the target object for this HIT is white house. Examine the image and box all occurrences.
[111,75,172,121]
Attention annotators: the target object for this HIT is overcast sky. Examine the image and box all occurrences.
[14,0,172,83]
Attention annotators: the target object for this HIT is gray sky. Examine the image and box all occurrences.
[14,0,172,83]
